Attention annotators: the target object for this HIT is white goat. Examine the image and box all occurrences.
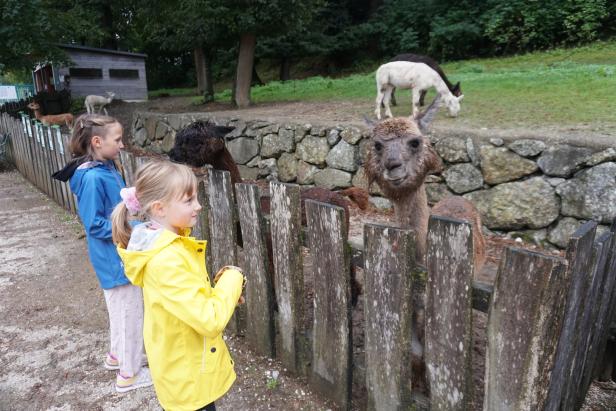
[85,92,115,115]
[375,61,464,120]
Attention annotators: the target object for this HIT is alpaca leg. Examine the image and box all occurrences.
[103,106,108,116]
[375,88,385,120]
[411,88,421,118]
[383,87,394,118]
[419,90,427,107]
[85,101,91,114]
[391,88,397,106]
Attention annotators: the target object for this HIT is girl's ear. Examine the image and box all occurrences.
[91,135,103,148]
[150,200,165,218]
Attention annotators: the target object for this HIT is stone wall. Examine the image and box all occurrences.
[131,111,616,249]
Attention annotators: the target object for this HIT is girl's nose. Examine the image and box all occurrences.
[195,201,202,212]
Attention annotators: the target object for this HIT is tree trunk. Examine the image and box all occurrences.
[279,57,291,81]
[101,3,117,50]
[194,47,206,95]
[203,51,215,102]
[234,33,257,108]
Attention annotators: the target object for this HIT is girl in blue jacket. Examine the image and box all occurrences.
[54,114,151,393]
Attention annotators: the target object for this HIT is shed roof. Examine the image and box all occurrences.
[59,44,147,59]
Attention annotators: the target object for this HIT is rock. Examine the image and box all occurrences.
[489,137,504,147]
[225,122,246,139]
[426,183,453,205]
[297,160,319,185]
[537,145,593,177]
[257,158,277,179]
[507,139,546,158]
[358,139,371,165]
[479,145,538,184]
[277,153,298,182]
[133,128,148,147]
[547,217,583,248]
[297,136,330,166]
[155,121,170,141]
[279,127,295,141]
[326,140,358,172]
[310,125,327,137]
[327,129,341,146]
[352,168,384,195]
[463,177,560,230]
[313,168,352,189]
[435,137,470,163]
[425,175,443,183]
[227,138,260,165]
[246,156,262,168]
[260,124,280,135]
[161,130,176,153]
[237,165,259,180]
[167,115,182,131]
[145,116,158,138]
[369,196,393,210]
[556,162,616,224]
[466,138,480,166]
[442,163,484,194]
[294,127,308,143]
[546,177,566,187]
[340,126,363,144]
[261,133,295,158]
[584,147,616,166]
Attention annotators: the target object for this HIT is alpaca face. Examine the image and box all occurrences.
[170,121,234,167]
[444,94,464,117]
[365,117,442,197]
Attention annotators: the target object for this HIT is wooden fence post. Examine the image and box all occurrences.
[484,247,569,410]
[235,183,276,357]
[205,169,241,334]
[545,221,597,410]
[119,150,136,186]
[363,223,416,411]
[305,199,352,410]
[269,182,304,373]
[425,216,475,411]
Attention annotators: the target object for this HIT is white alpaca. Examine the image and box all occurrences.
[85,92,115,115]
[374,61,464,120]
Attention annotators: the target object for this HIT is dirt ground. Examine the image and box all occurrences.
[0,170,336,411]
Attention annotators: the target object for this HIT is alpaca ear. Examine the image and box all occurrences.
[457,94,464,102]
[415,95,442,134]
[362,114,377,131]
[453,82,461,94]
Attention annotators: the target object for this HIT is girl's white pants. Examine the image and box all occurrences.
[103,283,144,377]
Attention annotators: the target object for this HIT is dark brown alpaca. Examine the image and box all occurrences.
[170,120,367,305]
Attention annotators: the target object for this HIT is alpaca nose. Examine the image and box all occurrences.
[385,158,403,171]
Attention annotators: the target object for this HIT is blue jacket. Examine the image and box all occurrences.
[70,160,129,289]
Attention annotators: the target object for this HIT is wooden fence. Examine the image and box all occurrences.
[2,111,616,410]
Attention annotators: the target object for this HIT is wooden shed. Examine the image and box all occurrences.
[33,44,148,101]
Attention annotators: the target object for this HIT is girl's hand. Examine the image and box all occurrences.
[213,265,247,305]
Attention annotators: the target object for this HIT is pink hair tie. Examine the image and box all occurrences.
[120,187,141,215]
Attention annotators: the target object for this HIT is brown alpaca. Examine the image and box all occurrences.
[27,102,74,129]
[364,96,485,270]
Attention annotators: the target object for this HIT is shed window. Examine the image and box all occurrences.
[109,69,139,79]
[69,68,103,79]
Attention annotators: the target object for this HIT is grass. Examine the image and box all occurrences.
[154,40,616,129]
[148,87,199,99]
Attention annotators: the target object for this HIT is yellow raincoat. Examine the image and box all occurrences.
[117,226,243,411]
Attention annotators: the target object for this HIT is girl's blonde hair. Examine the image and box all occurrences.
[112,160,198,248]
[70,113,120,157]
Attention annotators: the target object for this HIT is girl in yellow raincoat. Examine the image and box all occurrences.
[111,160,246,411]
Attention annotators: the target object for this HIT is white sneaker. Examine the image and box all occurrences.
[115,367,153,393]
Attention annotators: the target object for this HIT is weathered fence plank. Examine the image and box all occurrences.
[50,126,70,211]
[61,134,77,214]
[269,182,304,373]
[425,216,474,411]
[577,230,615,408]
[363,223,415,411]
[45,125,63,208]
[305,199,352,410]
[205,169,241,334]
[236,183,275,357]
[546,221,597,410]
[484,247,568,411]
[119,150,136,186]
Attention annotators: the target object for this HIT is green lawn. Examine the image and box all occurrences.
[241,41,616,128]
[157,40,616,128]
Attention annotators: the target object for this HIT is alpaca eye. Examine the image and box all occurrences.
[408,139,420,149]
[374,142,383,152]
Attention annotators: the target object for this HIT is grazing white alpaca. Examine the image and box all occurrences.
[85,92,115,115]
[374,61,464,120]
